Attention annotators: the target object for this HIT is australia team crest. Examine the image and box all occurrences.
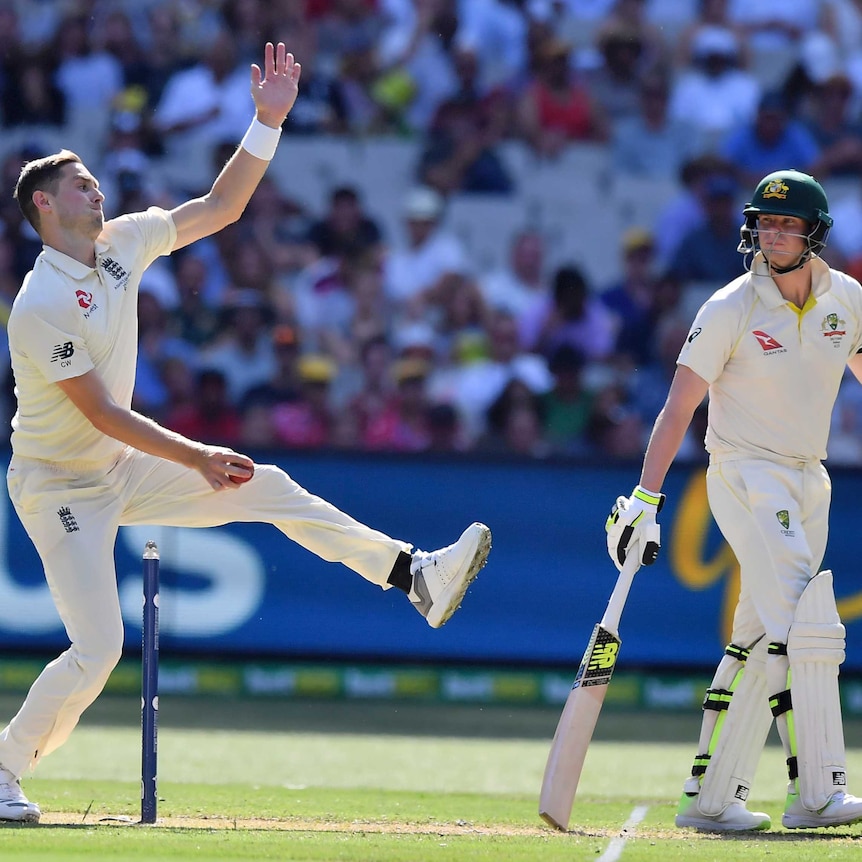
[821,312,846,348]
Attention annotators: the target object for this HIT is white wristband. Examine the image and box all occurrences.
[240,118,282,161]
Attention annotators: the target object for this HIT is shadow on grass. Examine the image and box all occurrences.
[4,694,686,740]
[6,693,862,748]
[702,830,862,843]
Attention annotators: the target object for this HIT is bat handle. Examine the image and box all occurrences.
[600,546,641,637]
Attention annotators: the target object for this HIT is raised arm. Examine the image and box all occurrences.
[170,42,301,251]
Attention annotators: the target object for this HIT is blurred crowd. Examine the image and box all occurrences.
[2,0,862,463]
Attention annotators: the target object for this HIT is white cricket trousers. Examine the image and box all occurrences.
[0,447,410,778]
[706,457,831,647]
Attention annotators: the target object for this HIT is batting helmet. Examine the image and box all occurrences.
[738,169,833,261]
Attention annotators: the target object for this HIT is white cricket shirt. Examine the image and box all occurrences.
[678,255,862,462]
[8,207,176,463]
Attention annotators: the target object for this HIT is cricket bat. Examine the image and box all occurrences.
[539,549,642,830]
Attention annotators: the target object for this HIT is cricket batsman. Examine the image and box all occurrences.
[606,169,862,830]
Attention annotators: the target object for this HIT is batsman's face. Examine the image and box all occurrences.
[756,214,808,263]
[50,163,105,238]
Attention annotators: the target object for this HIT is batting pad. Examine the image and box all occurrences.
[788,570,847,811]
[698,638,772,816]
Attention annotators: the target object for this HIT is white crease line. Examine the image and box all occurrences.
[598,804,649,862]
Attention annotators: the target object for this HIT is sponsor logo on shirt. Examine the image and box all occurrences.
[687,327,702,343]
[99,256,130,290]
[76,289,99,319]
[51,341,74,368]
[752,330,786,355]
[776,509,795,537]
[821,312,846,348]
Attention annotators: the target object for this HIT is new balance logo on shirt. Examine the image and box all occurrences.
[50,342,74,363]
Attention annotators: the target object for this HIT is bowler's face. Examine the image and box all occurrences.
[50,163,105,237]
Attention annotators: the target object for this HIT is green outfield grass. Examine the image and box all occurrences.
[3,693,862,860]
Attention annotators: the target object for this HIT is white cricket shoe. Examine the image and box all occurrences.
[675,793,770,832]
[409,523,491,628]
[783,790,862,829]
[0,766,40,823]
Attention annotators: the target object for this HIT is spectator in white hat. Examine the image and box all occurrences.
[383,186,469,316]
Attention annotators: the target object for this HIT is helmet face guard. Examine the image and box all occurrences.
[737,170,833,268]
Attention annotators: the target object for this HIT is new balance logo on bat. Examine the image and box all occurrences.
[588,642,619,671]
[574,627,621,688]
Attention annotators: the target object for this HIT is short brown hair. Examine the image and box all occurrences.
[13,150,82,233]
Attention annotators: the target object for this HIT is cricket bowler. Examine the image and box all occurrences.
[0,42,491,823]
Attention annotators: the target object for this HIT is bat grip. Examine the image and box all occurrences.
[600,547,641,637]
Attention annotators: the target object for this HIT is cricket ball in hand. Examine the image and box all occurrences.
[228,462,255,484]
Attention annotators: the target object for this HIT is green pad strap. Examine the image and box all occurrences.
[692,754,711,776]
[769,688,792,717]
[703,688,733,712]
[725,643,750,662]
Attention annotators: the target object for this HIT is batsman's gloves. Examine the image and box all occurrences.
[605,485,666,571]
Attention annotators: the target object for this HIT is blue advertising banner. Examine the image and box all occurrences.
[1,450,862,671]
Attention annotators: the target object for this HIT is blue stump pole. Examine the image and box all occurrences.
[141,540,160,824]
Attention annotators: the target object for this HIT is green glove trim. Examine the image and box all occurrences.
[633,485,662,507]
